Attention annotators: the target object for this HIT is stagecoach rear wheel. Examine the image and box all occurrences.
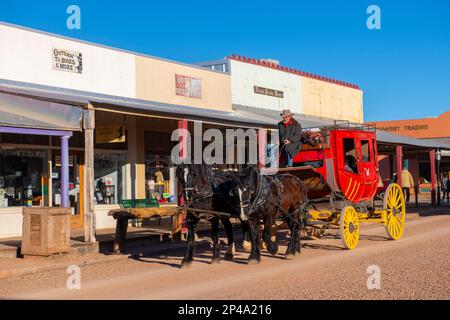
[339,206,360,250]
[383,183,406,240]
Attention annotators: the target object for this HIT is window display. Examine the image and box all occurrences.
[0,149,47,207]
[94,153,126,205]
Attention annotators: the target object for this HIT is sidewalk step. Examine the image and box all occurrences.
[0,244,18,258]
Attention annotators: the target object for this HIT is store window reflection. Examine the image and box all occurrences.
[0,149,47,207]
[94,153,126,205]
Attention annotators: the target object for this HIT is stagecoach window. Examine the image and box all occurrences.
[361,140,371,162]
[343,138,358,173]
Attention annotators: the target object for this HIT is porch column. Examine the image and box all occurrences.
[258,128,267,168]
[178,119,189,162]
[84,107,96,243]
[430,149,437,206]
[60,135,70,208]
[396,145,403,187]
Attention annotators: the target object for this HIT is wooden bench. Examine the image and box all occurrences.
[108,204,184,254]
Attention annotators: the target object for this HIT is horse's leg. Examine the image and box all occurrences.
[181,215,199,268]
[263,215,278,256]
[285,212,300,260]
[211,217,221,264]
[247,219,261,264]
[241,219,252,253]
[296,212,304,254]
[222,218,235,260]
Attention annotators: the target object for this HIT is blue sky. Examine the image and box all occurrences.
[1,0,449,122]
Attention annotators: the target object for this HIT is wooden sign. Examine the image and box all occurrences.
[95,126,126,144]
[175,74,202,99]
[254,86,284,98]
[52,48,83,74]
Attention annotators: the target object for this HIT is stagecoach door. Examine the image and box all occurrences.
[355,134,377,200]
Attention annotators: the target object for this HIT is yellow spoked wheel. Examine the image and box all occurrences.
[339,206,360,250]
[383,183,406,240]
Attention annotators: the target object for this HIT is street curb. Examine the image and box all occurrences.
[0,254,128,280]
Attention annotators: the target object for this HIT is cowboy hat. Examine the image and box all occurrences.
[280,109,293,117]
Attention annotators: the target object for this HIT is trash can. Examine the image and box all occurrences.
[21,207,71,256]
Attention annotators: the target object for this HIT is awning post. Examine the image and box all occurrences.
[430,149,437,206]
[258,128,267,168]
[60,135,70,208]
[396,145,403,187]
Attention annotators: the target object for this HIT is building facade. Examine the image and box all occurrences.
[369,111,450,184]
[0,22,236,239]
[197,54,364,123]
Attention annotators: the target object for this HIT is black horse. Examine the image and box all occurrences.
[234,165,309,264]
[176,163,250,268]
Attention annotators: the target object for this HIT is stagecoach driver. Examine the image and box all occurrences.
[278,109,303,167]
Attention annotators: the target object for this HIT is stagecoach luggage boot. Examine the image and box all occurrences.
[277,117,303,158]
[21,207,71,256]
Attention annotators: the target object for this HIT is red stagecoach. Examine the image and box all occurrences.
[273,121,406,249]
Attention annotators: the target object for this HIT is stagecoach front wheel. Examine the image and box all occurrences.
[383,183,406,240]
[339,206,360,250]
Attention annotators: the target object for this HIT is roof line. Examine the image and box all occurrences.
[0,21,228,76]
[227,54,361,90]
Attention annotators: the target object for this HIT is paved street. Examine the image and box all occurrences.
[1,207,449,300]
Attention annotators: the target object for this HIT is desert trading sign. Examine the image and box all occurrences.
[52,48,83,73]
[175,74,202,99]
[95,126,126,144]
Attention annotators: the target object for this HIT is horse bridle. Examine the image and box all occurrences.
[236,171,267,219]
[180,165,214,207]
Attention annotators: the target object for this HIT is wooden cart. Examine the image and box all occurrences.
[108,204,184,253]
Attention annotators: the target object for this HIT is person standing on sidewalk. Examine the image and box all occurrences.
[442,174,448,202]
[277,109,302,167]
[446,174,450,203]
[401,166,414,204]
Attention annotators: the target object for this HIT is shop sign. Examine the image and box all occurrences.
[254,86,284,98]
[52,48,83,74]
[95,126,126,144]
[175,74,202,99]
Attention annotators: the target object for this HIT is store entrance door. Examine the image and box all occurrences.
[51,150,84,230]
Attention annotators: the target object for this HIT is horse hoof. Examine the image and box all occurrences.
[181,259,193,268]
[247,257,260,265]
[224,253,234,261]
[267,243,279,256]
[211,257,222,264]
[285,253,295,260]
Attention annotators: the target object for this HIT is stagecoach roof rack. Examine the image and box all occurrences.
[316,120,376,132]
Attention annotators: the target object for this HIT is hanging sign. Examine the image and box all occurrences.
[52,48,83,74]
[175,74,202,99]
[95,126,126,144]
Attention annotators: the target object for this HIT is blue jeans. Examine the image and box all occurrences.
[284,148,293,166]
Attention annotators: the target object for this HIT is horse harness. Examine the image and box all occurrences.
[241,173,307,229]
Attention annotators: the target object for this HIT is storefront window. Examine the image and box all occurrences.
[51,151,83,214]
[144,131,176,203]
[94,152,126,205]
[0,149,47,207]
